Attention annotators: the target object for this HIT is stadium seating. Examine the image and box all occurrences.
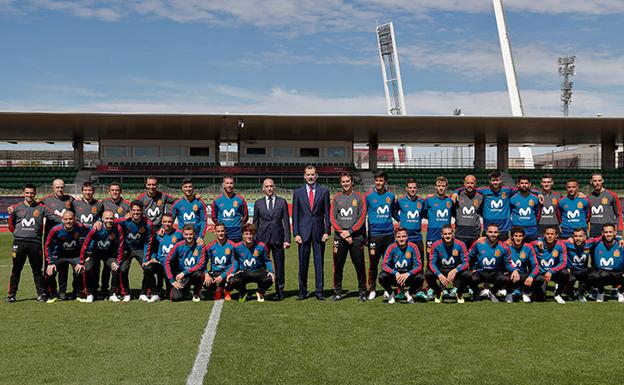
[0,167,79,190]
[384,168,492,188]
[508,169,624,190]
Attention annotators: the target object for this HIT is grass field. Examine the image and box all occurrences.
[2,232,624,385]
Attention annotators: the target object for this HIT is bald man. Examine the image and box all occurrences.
[454,175,483,250]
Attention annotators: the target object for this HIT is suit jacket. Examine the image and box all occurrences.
[253,195,291,246]
[292,184,331,243]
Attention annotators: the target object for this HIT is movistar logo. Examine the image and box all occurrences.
[183,257,196,266]
[441,257,455,265]
[63,240,77,249]
[567,210,580,219]
[518,207,532,217]
[183,212,196,221]
[161,244,174,254]
[540,258,555,267]
[376,205,390,215]
[80,214,94,224]
[222,208,236,218]
[54,209,66,216]
[490,199,503,209]
[599,257,614,267]
[395,260,408,269]
[21,218,35,227]
[542,206,554,215]
[214,256,227,265]
[340,207,353,217]
[462,206,475,215]
[482,257,496,266]
[436,209,448,218]
[407,210,420,219]
[243,259,256,267]
[591,206,604,215]
[128,233,141,241]
[97,240,110,249]
[146,207,160,218]
[511,260,522,268]
[573,255,587,264]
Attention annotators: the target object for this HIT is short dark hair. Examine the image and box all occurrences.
[242,223,256,234]
[223,175,235,182]
[394,226,408,235]
[541,173,554,180]
[82,181,93,190]
[441,224,453,232]
[489,171,502,179]
[145,176,158,183]
[516,175,531,184]
[405,178,417,186]
[486,223,499,230]
[602,223,616,231]
[23,183,36,191]
[435,176,448,185]
[544,225,558,233]
[340,172,353,182]
[591,171,604,179]
[182,224,195,232]
[214,222,226,230]
[511,227,525,236]
[182,177,193,186]
[572,227,586,234]
[374,171,387,180]
[130,200,143,210]
[566,178,578,185]
[109,181,122,190]
[162,213,173,219]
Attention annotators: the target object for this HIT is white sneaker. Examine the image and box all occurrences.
[554,295,566,304]
[383,291,390,299]
[387,293,396,304]
[480,289,490,298]
[404,291,414,304]
[85,294,94,303]
[488,291,499,303]
[122,295,131,302]
[596,293,605,303]
[368,291,377,301]
[456,294,465,304]
[109,294,120,302]
[139,294,149,302]
[192,296,201,302]
[434,295,442,304]
[618,293,624,303]
[497,289,507,297]
[148,295,160,303]
[522,294,532,303]
[505,293,513,303]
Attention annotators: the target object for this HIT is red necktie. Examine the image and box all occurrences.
[308,187,314,210]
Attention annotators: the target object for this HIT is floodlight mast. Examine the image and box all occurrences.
[558,56,576,117]
[376,22,407,116]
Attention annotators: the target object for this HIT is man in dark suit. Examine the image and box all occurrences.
[253,178,291,300]
[292,165,331,300]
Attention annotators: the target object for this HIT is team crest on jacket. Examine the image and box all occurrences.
[553,198,558,205]
[386,197,391,203]
[446,201,451,208]
[553,251,559,257]
[73,232,80,239]
[157,199,163,206]
[65,201,71,208]
[494,250,500,257]
[452,249,459,256]
[171,236,177,242]
[529,200,535,207]
[520,252,526,259]
[406,251,411,259]
[117,207,123,214]
[193,249,199,257]
[233,201,239,208]
[602,197,609,205]
[417,202,421,209]
[584,248,590,254]
[352,199,358,207]
[615,250,621,257]
[501,192,507,199]
[473,200,479,207]
[139,227,145,234]
[253,249,259,257]
[577,202,583,208]
[33,209,40,217]
[91,206,98,214]
[192,204,198,211]
[110,233,116,240]
[225,248,231,255]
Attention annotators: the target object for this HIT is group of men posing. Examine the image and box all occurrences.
[6,166,624,304]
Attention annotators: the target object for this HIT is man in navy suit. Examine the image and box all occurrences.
[292,165,331,300]
[253,178,291,300]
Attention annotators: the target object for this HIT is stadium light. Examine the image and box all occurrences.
[558,56,576,116]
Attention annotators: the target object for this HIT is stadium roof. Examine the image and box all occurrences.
[0,111,622,145]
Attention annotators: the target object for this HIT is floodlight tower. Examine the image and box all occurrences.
[558,56,575,116]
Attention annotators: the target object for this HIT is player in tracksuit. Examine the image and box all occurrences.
[204,223,237,301]
[116,200,154,302]
[74,181,103,228]
[510,176,541,243]
[211,176,249,242]
[423,176,454,249]
[7,183,61,302]
[171,178,207,242]
[166,224,207,302]
[136,176,176,230]
[426,225,470,303]
[537,174,562,237]
[378,227,424,304]
[230,223,275,303]
[588,224,624,303]
[587,173,623,238]
[44,210,90,302]
[530,226,569,303]
[506,227,542,303]
[143,213,181,302]
[330,173,367,302]
[453,174,483,251]
[365,171,398,300]
[563,228,598,303]
[477,171,515,241]
[394,178,425,256]
[467,224,514,302]
[557,179,591,238]
[80,210,124,302]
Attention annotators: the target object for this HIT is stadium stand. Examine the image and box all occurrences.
[0,167,79,190]
[507,169,624,190]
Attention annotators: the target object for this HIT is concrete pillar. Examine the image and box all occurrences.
[73,137,84,169]
[474,131,486,169]
[601,133,616,170]
[214,140,220,166]
[369,140,379,172]
[496,130,509,171]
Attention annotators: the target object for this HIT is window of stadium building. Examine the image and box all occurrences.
[105,146,128,157]
[190,147,210,156]
[134,146,157,157]
[162,146,183,157]
[300,148,320,157]
[273,147,294,157]
[246,147,267,156]
[327,147,346,158]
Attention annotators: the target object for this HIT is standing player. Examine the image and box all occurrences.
[426,225,470,304]
[506,227,541,303]
[510,176,541,242]
[44,211,90,302]
[588,224,624,302]
[144,213,181,302]
[378,227,424,304]
[395,178,425,256]
[454,174,483,250]
[292,165,331,300]
[330,172,367,302]
[7,183,61,302]
[171,178,207,242]
[365,171,397,300]
[557,179,590,239]
[204,223,237,301]
[74,181,103,228]
[166,224,207,302]
[564,228,595,303]
[116,200,154,302]
[230,224,275,303]
[423,176,454,250]
[587,172,623,238]
[80,210,124,303]
[537,174,561,237]
[211,176,249,243]
[477,171,514,241]
[531,226,569,303]
[137,176,176,230]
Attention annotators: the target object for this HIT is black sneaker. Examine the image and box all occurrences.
[7,296,16,303]
[358,294,367,302]
[37,295,47,302]
[331,294,341,302]
[58,293,68,301]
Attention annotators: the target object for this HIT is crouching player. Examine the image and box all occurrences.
[230,224,274,303]
[80,210,124,302]
[506,227,542,303]
[466,224,513,303]
[143,213,181,302]
[531,226,569,304]
[564,228,595,303]
[426,225,470,303]
[378,227,424,304]
[166,224,206,302]
[204,223,237,301]
[45,210,90,302]
[589,224,624,303]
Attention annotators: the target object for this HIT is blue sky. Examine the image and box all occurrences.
[1,0,623,119]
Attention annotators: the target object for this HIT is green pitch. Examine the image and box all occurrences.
[1,232,624,385]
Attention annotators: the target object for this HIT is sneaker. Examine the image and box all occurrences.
[331,294,341,302]
[109,294,120,302]
[214,287,224,301]
[415,291,428,302]
[148,295,160,303]
[505,293,513,303]
[256,291,265,303]
[368,291,377,301]
[448,287,458,298]
[78,294,94,303]
[554,295,566,304]
[395,290,405,300]
[358,294,367,303]
[405,291,414,304]
[434,294,443,304]
[122,295,131,302]
[480,289,490,298]
[46,296,58,304]
[37,295,46,302]
[426,288,435,300]
[383,291,390,299]
[497,289,507,297]
[512,289,521,298]
[239,293,248,303]
[387,293,396,304]
[139,294,149,302]
[596,293,605,303]
[58,293,67,301]
[577,294,587,304]
[7,296,16,303]
[192,295,201,302]
[456,294,465,304]
[224,291,232,301]
[522,294,532,303]
[618,293,624,303]
[488,291,499,303]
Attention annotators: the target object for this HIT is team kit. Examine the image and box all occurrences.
[6,166,624,305]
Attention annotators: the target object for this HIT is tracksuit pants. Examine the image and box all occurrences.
[170,271,204,302]
[425,267,470,296]
[589,270,624,294]
[506,272,545,295]
[119,249,146,296]
[46,257,85,298]
[84,253,119,296]
[8,240,45,297]
[467,270,507,295]
[142,262,167,297]
[534,270,570,300]
[566,268,593,295]
[333,235,367,295]
[230,269,273,295]
[368,233,394,292]
[378,271,424,295]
